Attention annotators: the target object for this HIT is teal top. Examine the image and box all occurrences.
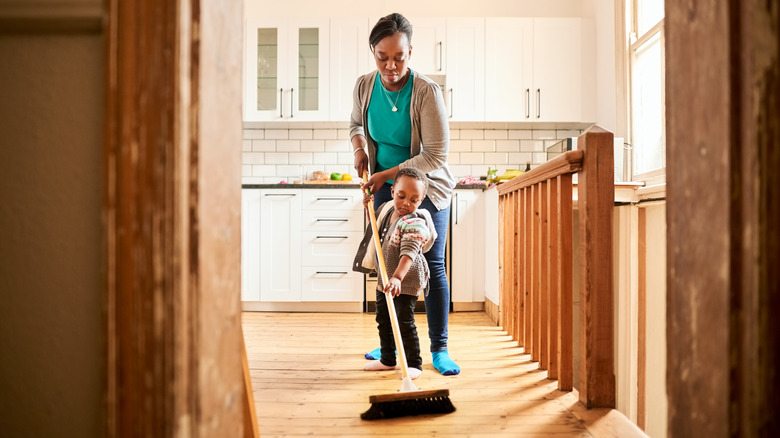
[367,70,414,182]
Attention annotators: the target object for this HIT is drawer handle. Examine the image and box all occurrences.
[316,271,348,275]
[316,218,349,222]
[316,235,348,239]
[264,193,296,197]
[316,197,349,201]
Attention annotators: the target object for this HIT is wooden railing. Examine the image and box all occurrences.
[497,125,615,408]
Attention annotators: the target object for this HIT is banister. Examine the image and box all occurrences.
[496,124,614,409]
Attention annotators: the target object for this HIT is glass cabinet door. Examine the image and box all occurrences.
[297,28,319,113]
[256,28,279,112]
[244,19,328,121]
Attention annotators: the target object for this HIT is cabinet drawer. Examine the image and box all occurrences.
[301,209,364,232]
[301,267,363,301]
[301,231,362,267]
[301,189,363,211]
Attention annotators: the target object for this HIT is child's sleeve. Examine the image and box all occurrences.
[397,216,432,261]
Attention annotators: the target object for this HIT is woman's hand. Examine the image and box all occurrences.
[364,169,392,196]
[384,277,402,297]
[354,149,368,178]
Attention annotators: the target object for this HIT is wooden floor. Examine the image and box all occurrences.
[243,311,643,438]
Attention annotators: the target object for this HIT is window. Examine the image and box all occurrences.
[627,0,665,180]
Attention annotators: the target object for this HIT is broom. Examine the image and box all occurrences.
[360,173,456,420]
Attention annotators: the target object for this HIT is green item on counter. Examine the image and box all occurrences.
[330,172,342,181]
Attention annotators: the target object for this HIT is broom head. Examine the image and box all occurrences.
[360,388,456,420]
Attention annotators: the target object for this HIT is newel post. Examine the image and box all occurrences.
[577,125,615,408]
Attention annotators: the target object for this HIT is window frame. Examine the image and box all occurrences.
[626,0,666,183]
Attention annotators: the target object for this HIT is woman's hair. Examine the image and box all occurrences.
[369,13,413,50]
[393,167,428,194]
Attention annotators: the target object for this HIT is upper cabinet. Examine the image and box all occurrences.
[485,17,595,123]
[408,17,447,75]
[328,18,372,122]
[244,19,330,121]
[243,16,595,124]
[446,18,486,122]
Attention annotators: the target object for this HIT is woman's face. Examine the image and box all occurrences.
[372,32,412,89]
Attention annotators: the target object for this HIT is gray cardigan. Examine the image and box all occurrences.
[349,70,456,210]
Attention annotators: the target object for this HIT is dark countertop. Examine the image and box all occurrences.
[241,183,489,190]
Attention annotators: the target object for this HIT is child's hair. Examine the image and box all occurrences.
[393,167,429,194]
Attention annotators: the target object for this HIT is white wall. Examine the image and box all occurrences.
[246,0,585,19]
[0,34,104,436]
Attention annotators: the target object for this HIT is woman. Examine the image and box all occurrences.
[350,12,459,376]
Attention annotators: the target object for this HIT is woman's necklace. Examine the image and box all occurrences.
[383,73,409,112]
[388,90,401,112]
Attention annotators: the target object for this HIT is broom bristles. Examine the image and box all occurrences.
[360,389,456,420]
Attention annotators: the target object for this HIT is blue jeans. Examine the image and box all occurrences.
[373,183,450,352]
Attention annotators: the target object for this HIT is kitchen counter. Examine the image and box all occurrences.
[242,183,490,190]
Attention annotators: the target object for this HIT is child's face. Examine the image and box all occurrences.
[391,175,426,216]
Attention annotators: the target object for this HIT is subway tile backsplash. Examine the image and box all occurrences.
[242,125,583,184]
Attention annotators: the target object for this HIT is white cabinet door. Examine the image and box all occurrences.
[450,190,480,303]
[301,268,363,302]
[244,19,329,121]
[329,18,371,121]
[532,18,591,122]
[241,189,261,301]
[485,18,533,122]
[446,18,485,121]
[259,189,302,301]
[409,17,446,75]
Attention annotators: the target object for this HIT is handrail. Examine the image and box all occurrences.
[497,150,583,195]
[497,125,615,409]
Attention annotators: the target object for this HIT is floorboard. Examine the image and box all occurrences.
[243,311,642,438]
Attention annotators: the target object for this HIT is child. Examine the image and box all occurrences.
[353,167,437,380]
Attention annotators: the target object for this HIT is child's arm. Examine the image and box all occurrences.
[384,255,413,297]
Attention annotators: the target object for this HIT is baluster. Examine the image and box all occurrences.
[548,176,560,380]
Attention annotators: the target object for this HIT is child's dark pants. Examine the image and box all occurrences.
[375,290,422,370]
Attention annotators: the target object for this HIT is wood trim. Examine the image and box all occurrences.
[0,2,104,34]
[497,150,584,195]
[105,0,246,435]
[667,0,779,435]
[524,187,533,351]
[577,125,616,408]
[637,207,647,430]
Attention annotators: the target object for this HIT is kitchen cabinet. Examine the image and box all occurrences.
[300,190,364,302]
[408,17,446,75]
[450,189,484,304]
[244,19,329,121]
[328,18,372,121]
[241,187,364,307]
[259,189,302,301]
[485,17,595,123]
[446,18,485,121]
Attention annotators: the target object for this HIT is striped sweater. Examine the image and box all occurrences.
[352,202,437,296]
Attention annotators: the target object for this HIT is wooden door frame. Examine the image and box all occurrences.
[666,0,779,436]
[104,0,247,435]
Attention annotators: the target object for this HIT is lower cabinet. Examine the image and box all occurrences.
[242,187,365,307]
[449,188,500,309]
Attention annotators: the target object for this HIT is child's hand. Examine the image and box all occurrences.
[361,187,374,208]
[383,278,402,297]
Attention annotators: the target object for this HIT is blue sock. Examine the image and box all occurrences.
[364,347,381,360]
[432,351,461,376]
[364,347,398,360]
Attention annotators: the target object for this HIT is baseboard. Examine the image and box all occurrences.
[452,302,485,312]
[242,301,363,313]
[484,298,500,325]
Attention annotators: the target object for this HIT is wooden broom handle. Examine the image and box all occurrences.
[362,173,411,380]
